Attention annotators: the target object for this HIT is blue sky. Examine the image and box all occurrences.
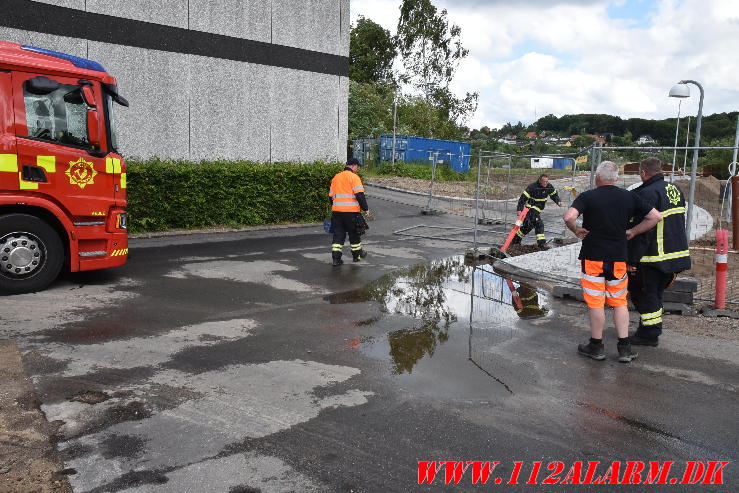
[607,0,657,28]
[350,0,739,129]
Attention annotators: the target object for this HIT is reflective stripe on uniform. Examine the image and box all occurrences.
[352,185,364,191]
[582,286,606,297]
[661,207,686,218]
[581,273,605,283]
[333,194,356,198]
[606,274,627,286]
[640,250,690,262]
[516,230,525,238]
[606,287,627,298]
[529,205,543,212]
[639,205,688,263]
[333,201,359,207]
[331,243,342,252]
[536,234,546,240]
[351,243,362,251]
[640,308,663,325]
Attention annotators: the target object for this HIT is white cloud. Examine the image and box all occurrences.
[350,0,739,129]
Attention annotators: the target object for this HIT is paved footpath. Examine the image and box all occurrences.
[0,192,736,492]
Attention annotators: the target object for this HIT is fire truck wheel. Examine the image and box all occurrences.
[0,214,64,294]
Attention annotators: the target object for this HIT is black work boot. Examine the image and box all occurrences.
[617,342,638,363]
[332,252,343,267]
[537,241,548,250]
[630,334,659,347]
[352,249,367,262]
[577,339,605,361]
[511,236,522,246]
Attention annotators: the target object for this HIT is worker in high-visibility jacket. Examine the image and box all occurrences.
[328,158,370,266]
[511,174,563,249]
[627,157,691,347]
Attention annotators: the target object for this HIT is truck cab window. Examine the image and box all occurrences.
[23,83,90,148]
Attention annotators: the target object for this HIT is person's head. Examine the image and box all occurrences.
[639,157,663,182]
[346,157,361,172]
[537,174,549,188]
[595,161,619,186]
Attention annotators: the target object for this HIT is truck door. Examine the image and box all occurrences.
[11,71,114,218]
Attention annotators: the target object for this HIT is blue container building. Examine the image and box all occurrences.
[378,135,472,172]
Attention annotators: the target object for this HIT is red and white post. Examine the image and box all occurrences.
[715,229,729,309]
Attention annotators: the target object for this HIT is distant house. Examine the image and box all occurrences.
[584,134,606,145]
[525,131,538,139]
[637,135,656,144]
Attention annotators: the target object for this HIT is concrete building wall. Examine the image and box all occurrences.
[2,0,350,162]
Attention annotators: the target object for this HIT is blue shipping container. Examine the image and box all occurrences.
[552,157,575,170]
[378,135,472,172]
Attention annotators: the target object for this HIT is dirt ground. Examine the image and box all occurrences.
[0,340,72,493]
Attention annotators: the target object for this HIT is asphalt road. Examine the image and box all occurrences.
[1,192,736,492]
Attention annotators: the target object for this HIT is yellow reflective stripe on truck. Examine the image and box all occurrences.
[106,157,122,174]
[36,155,56,172]
[110,248,128,257]
[0,154,18,172]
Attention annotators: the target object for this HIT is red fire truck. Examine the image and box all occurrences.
[0,41,129,293]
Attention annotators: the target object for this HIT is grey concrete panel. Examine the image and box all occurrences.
[272,0,341,56]
[338,76,348,160]
[340,0,350,56]
[188,0,270,43]
[34,0,85,8]
[0,28,87,58]
[188,55,270,161]
[87,42,190,160]
[270,67,340,163]
[86,0,189,29]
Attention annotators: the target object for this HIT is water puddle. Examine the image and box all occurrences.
[326,256,549,398]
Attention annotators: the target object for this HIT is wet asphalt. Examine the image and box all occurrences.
[1,191,737,492]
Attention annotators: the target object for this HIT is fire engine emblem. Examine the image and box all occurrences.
[665,183,681,206]
[66,157,98,189]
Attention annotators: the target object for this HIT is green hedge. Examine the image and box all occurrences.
[126,159,343,233]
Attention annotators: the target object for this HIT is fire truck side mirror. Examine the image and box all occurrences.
[87,109,101,150]
[81,85,97,108]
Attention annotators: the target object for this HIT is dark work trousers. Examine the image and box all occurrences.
[517,209,546,245]
[628,264,675,339]
[331,211,361,259]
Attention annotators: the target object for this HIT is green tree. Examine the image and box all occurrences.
[396,0,478,126]
[349,16,397,85]
[348,81,394,139]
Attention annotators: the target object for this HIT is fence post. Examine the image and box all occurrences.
[473,149,482,252]
[732,175,739,251]
[589,145,597,190]
[425,151,437,212]
[504,155,513,230]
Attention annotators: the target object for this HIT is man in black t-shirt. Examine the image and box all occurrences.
[563,161,661,363]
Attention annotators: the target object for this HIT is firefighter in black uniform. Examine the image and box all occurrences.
[512,174,563,248]
[627,157,691,346]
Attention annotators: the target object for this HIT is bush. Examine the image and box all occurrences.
[126,159,343,233]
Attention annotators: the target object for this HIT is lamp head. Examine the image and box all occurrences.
[669,83,690,98]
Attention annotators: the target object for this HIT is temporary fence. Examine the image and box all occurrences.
[364,139,739,307]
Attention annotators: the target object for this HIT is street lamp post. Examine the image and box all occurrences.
[669,80,704,241]
[670,99,682,183]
